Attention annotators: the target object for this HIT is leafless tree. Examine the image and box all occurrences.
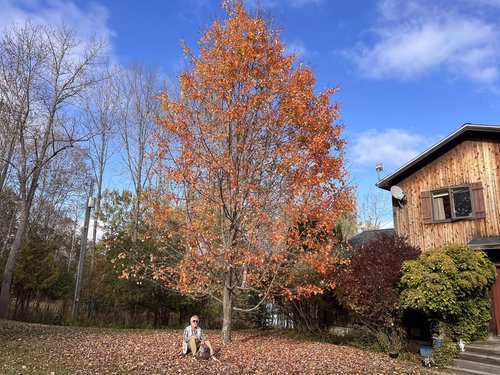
[31,144,90,236]
[115,63,164,241]
[0,21,106,319]
[82,69,118,266]
[357,188,392,231]
[0,100,16,192]
[80,69,119,317]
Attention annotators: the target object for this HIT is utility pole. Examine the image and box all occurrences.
[72,179,95,321]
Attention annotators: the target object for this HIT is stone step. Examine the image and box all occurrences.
[452,359,500,375]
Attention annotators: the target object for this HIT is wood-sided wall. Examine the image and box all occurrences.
[392,136,500,252]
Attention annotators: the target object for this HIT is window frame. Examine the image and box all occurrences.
[430,184,475,223]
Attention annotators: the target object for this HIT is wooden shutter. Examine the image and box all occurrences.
[471,182,486,219]
[420,191,433,224]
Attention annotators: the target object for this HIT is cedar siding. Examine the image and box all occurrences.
[387,135,500,251]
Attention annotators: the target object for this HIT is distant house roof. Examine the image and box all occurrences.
[468,236,500,251]
[377,124,500,190]
[348,228,395,247]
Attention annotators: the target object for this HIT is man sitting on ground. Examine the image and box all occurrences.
[182,315,217,360]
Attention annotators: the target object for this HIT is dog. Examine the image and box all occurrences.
[196,344,211,360]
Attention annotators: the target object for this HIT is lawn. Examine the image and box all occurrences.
[0,320,436,374]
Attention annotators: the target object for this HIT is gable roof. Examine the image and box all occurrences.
[347,228,395,247]
[376,124,500,190]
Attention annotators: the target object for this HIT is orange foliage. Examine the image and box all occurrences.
[149,1,351,340]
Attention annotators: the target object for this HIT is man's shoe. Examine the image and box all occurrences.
[210,355,218,361]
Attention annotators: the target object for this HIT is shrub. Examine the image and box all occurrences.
[365,324,406,354]
[400,244,496,342]
[335,233,421,326]
[431,340,459,368]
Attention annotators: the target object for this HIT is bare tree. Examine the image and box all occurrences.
[0,100,16,192]
[80,69,118,317]
[116,63,163,241]
[357,188,392,231]
[82,69,118,265]
[0,22,106,319]
[31,144,90,236]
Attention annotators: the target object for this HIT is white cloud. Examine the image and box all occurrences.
[247,0,324,8]
[285,39,318,60]
[350,128,434,168]
[0,0,114,52]
[343,0,500,84]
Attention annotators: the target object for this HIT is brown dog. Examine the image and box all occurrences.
[196,344,211,360]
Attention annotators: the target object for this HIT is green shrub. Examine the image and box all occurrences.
[400,244,496,342]
[453,297,491,340]
[432,341,459,368]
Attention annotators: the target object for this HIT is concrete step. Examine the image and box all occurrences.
[466,345,500,358]
[449,366,500,375]
[459,351,500,366]
[452,359,500,375]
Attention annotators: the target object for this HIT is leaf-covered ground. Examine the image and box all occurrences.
[1,320,439,374]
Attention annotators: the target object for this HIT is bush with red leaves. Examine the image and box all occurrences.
[335,233,420,326]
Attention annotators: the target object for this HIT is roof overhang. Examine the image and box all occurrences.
[469,236,500,251]
[376,123,500,190]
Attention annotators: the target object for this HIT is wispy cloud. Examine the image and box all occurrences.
[342,0,500,85]
[284,39,318,60]
[0,0,114,51]
[247,0,324,9]
[350,128,436,169]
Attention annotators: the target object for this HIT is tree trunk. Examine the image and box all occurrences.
[35,290,41,314]
[0,136,16,193]
[13,296,20,319]
[221,269,234,343]
[24,292,32,316]
[0,158,41,319]
[0,208,16,257]
[0,204,30,318]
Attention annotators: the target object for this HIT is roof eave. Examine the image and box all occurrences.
[376,123,500,190]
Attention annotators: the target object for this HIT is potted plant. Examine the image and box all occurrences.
[388,326,405,358]
[431,321,446,348]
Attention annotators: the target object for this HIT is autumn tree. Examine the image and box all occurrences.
[142,1,351,342]
[95,189,193,327]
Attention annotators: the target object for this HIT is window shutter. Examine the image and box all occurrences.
[471,182,486,219]
[420,191,432,224]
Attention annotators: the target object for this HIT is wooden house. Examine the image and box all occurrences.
[376,123,500,335]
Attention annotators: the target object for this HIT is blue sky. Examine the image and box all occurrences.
[2,0,500,224]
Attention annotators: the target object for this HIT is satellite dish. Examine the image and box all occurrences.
[390,185,405,201]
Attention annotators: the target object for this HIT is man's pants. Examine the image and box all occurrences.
[188,338,214,357]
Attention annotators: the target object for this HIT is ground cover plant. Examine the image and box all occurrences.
[0,320,436,374]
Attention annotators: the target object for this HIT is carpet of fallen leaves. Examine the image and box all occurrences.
[0,320,441,374]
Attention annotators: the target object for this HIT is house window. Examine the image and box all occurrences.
[421,182,485,225]
[431,185,473,222]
